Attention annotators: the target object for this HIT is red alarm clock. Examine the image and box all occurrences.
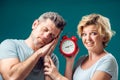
[59,35,78,57]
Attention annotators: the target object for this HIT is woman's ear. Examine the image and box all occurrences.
[102,35,107,43]
[32,20,39,29]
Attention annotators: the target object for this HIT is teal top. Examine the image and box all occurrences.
[0,39,59,80]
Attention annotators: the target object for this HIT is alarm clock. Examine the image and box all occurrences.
[59,35,78,57]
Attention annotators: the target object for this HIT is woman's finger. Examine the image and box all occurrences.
[44,67,50,75]
[48,56,55,67]
[44,62,51,68]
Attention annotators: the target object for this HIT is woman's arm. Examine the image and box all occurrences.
[44,56,68,80]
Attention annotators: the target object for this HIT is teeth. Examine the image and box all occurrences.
[87,42,92,44]
[86,42,93,46]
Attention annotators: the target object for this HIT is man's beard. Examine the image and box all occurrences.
[33,40,44,50]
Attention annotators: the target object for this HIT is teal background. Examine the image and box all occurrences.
[0,0,120,79]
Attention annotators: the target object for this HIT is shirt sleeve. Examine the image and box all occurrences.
[0,39,18,59]
[96,55,118,78]
[51,53,59,69]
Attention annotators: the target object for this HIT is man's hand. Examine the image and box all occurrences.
[36,37,59,57]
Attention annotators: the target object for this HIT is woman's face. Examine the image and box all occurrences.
[81,25,104,51]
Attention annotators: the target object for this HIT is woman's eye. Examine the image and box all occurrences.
[91,32,97,35]
[81,33,87,37]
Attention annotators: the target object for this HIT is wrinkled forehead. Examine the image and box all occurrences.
[48,24,61,37]
[40,19,61,36]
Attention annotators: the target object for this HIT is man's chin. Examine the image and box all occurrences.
[34,43,43,49]
[38,44,46,48]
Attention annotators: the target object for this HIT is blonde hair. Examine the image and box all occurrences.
[77,13,115,47]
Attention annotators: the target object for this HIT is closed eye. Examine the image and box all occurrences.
[43,27,48,32]
[50,33,55,39]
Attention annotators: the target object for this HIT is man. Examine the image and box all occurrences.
[0,12,66,80]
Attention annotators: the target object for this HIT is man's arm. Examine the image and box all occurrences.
[0,39,56,80]
[0,51,42,80]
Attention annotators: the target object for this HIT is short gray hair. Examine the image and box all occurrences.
[38,12,66,30]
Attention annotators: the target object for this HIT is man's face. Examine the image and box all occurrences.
[31,19,61,48]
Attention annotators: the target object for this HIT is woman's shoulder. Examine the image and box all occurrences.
[100,53,117,62]
[77,55,88,62]
[73,54,88,73]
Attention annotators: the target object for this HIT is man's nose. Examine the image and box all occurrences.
[44,32,52,39]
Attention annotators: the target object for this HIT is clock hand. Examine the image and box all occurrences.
[65,45,73,48]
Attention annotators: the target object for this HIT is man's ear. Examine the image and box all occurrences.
[32,20,39,29]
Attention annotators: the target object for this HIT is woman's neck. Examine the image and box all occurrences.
[88,49,107,61]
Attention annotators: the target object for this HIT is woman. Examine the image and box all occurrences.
[44,13,118,80]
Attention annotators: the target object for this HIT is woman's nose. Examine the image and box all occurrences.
[86,34,91,40]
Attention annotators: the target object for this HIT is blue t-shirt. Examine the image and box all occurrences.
[73,53,118,80]
[0,39,59,80]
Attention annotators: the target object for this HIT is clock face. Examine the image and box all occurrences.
[61,40,75,54]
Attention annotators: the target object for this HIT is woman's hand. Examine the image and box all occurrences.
[65,48,79,62]
[44,56,60,80]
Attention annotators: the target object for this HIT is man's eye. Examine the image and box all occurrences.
[51,34,55,39]
[43,27,48,32]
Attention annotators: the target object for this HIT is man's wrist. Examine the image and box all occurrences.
[35,50,43,57]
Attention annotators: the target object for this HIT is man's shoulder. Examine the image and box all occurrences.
[51,53,59,68]
[1,39,21,43]
[51,53,58,60]
[0,39,24,46]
